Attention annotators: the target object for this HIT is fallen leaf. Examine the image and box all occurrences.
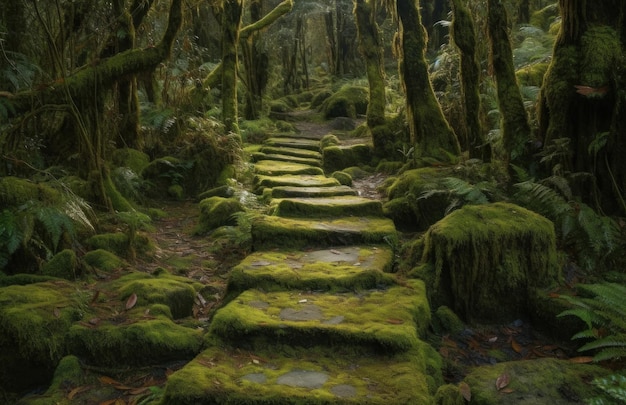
[459,381,471,401]
[53,307,61,318]
[495,373,510,390]
[90,290,100,305]
[251,261,271,266]
[99,376,122,386]
[500,387,515,394]
[89,317,101,326]
[569,356,594,364]
[386,318,405,325]
[511,338,523,354]
[488,336,498,343]
[128,387,149,395]
[67,385,91,400]
[126,293,137,310]
[329,249,342,255]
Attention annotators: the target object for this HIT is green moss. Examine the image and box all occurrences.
[383,197,419,232]
[254,174,340,194]
[321,134,340,149]
[260,145,322,160]
[434,384,465,405]
[217,164,237,185]
[270,196,382,219]
[331,171,352,186]
[311,89,333,108]
[530,4,559,31]
[194,196,244,235]
[321,85,368,119]
[111,148,150,173]
[432,306,465,335]
[83,249,125,271]
[254,160,323,176]
[263,137,321,152]
[68,316,202,366]
[421,202,559,322]
[516,62,549,87]
[580,26,621,89]
[42,249,80,280]
[0,273,59,287]
[463,358,609,405]
[342,166,371,180]
[167,184,184,200]
[323,144,373,173]
[102,173,134,212]
[0,176,62,207]
[376,160,404,174]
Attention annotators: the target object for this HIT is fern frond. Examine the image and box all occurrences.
[513,180,573,219]
[34,206,74,252]
[579,335,626,352]
[557,307,595,329]
[571,329,598,340]
[442,177,489,204]
[592,347,626,362]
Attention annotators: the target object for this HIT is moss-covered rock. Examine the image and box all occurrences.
[516,62,549,87]
[530,3,559,31]
[270,196,382,219]
[421,202,560,322]
[86,232,154,259]
[254,160,324,176]
[141,156,187,198]
[432,306,465,335]
[434,384,465,405]
[342,166,372,180]
[331,170,352,186]
[254,174,340,194]
[322,144,372,173]
[321,85,369,119]
[462,358,608,404]
[311,89,333,108]
[321,134,340,149]
[194,196,244,235]
[42,249,80,280]
[110,148,150,174]
[83,249,125,272]
[0,176,62,206]
[196,185,236,201]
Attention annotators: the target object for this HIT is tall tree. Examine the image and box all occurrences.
[450,0,489,161]
[539,0,626,214]
[220,0,244,134]
[395,0,460,160]
[487,0,531,171]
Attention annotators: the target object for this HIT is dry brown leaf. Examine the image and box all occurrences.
[126,293,138,310]
[569,356,594,364]
[99,376,121,386]
[90,290,100,305]
[128,387,149,395]
[459,381,471,401]
[53,307,61,318]
[89,317,101,326]
[67,385,91,400]
[511,338,522,354]
[495,373,510,390]
[500,387,515,394]
[386,318,404,325]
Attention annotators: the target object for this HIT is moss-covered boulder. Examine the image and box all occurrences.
[195,196,244,235]
[269,196,382,218]
[322,144,372,173]
[419,202,560,323]
[254,160,324,176]
[110,148,150,174]
[462,358,608,404]
[42,249,81,280]
[141,156,187,198]
[331,170,352,186]
[83,249,125,272]
[196,184,235,201]
[86,232,154,259]
[0,176,62,206]
[321,85,369,119]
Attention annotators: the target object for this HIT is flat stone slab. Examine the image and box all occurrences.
[271,131,326,141]
[252,215,397,249]
[161,344,436,404]
[251,152,322,167]
[260,145,322,160]
[210,281,430,350]
[254,160,323,176]
[264,137,321,152]
[270,196,383,218]
[254,174,340,191]
[269,185,358,198]
[226,246,396,297]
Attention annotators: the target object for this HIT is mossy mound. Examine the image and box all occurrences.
[251,152,322,167]
[331,170,353,186]
[0,280,85,392]
[195,196,245,235]
[269,196,383,218]
[384,167,452,231]
[251,215,397,250]
[462,358,608,405]
[110,148,150,174]
[67,316,203,367]
[86,232,154,258]
[263,137,321,152]
[162,343,437,405]
[42,249,81,280]
[321,85,369,119]
[83,249,125,272]
[196,184,235,200]
[0,176,62,206]
[516,62,549,87]
[420,202,559,322]
[141,156,185,197]
[211,281,430,351]
[268,185,357,199]
[253,174,340,193]
[226,246,396,299]
[254,160,324,176]
[322,144,372,173]
[259,145,323,160]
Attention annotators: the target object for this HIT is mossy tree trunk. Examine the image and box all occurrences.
[396,0,460,160]
[487,0,531,171]
[539,0,626,214]
[221,0,243,134]
[354,0,386,134]
[450,0,490,161]
[241,0,267,120]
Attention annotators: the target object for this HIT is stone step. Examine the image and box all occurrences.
[253,174,340,193]
[264,137,321,152]
[161,343,438,404]
[259,145,322,160]
[272,131,325,140]
[251,152,322,167]
[251,215,397,250]
[226,246,395,300]
[211,281,430,350]
[269,185,358,198]
[253,160,324,176]
[269,196,384,218]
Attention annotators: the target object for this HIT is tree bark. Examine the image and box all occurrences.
[396,0,460,160]
[451,0,490,161]
[487,0,531,170]
[221,0,243,134]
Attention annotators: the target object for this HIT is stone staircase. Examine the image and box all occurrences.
[161,131,441,404]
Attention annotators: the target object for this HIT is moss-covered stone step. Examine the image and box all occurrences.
[268,185,358,198]
[162,343,439,405]
[269,196,383,218]
[227,246,395,298]
[253,160,324,176]
[252,215,397,249]
[254,174,340,193]
[260,145,322,160]
[211,281,430,351]
[251,152,322,167]
[264,137,321,152]
[271,131,326,140]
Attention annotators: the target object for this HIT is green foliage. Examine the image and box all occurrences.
[419,176,494,215]
[558,283,626,362]
[587,373,626,405]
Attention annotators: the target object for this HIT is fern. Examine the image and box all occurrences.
[418,177,492,215]
[587,374,626,405]
[559,283,626,362]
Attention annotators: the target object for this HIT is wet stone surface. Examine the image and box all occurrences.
[280,305,323,321]
[331,384,358,398]
[248,300,270,309]
[276,370,329,389]
[241,373,267,384]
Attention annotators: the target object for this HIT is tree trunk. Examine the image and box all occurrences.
[451,0,490,161]
[487,0,531,171]
[396,0,460,160]
[221,0,243,134]
[539,0,626,214]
